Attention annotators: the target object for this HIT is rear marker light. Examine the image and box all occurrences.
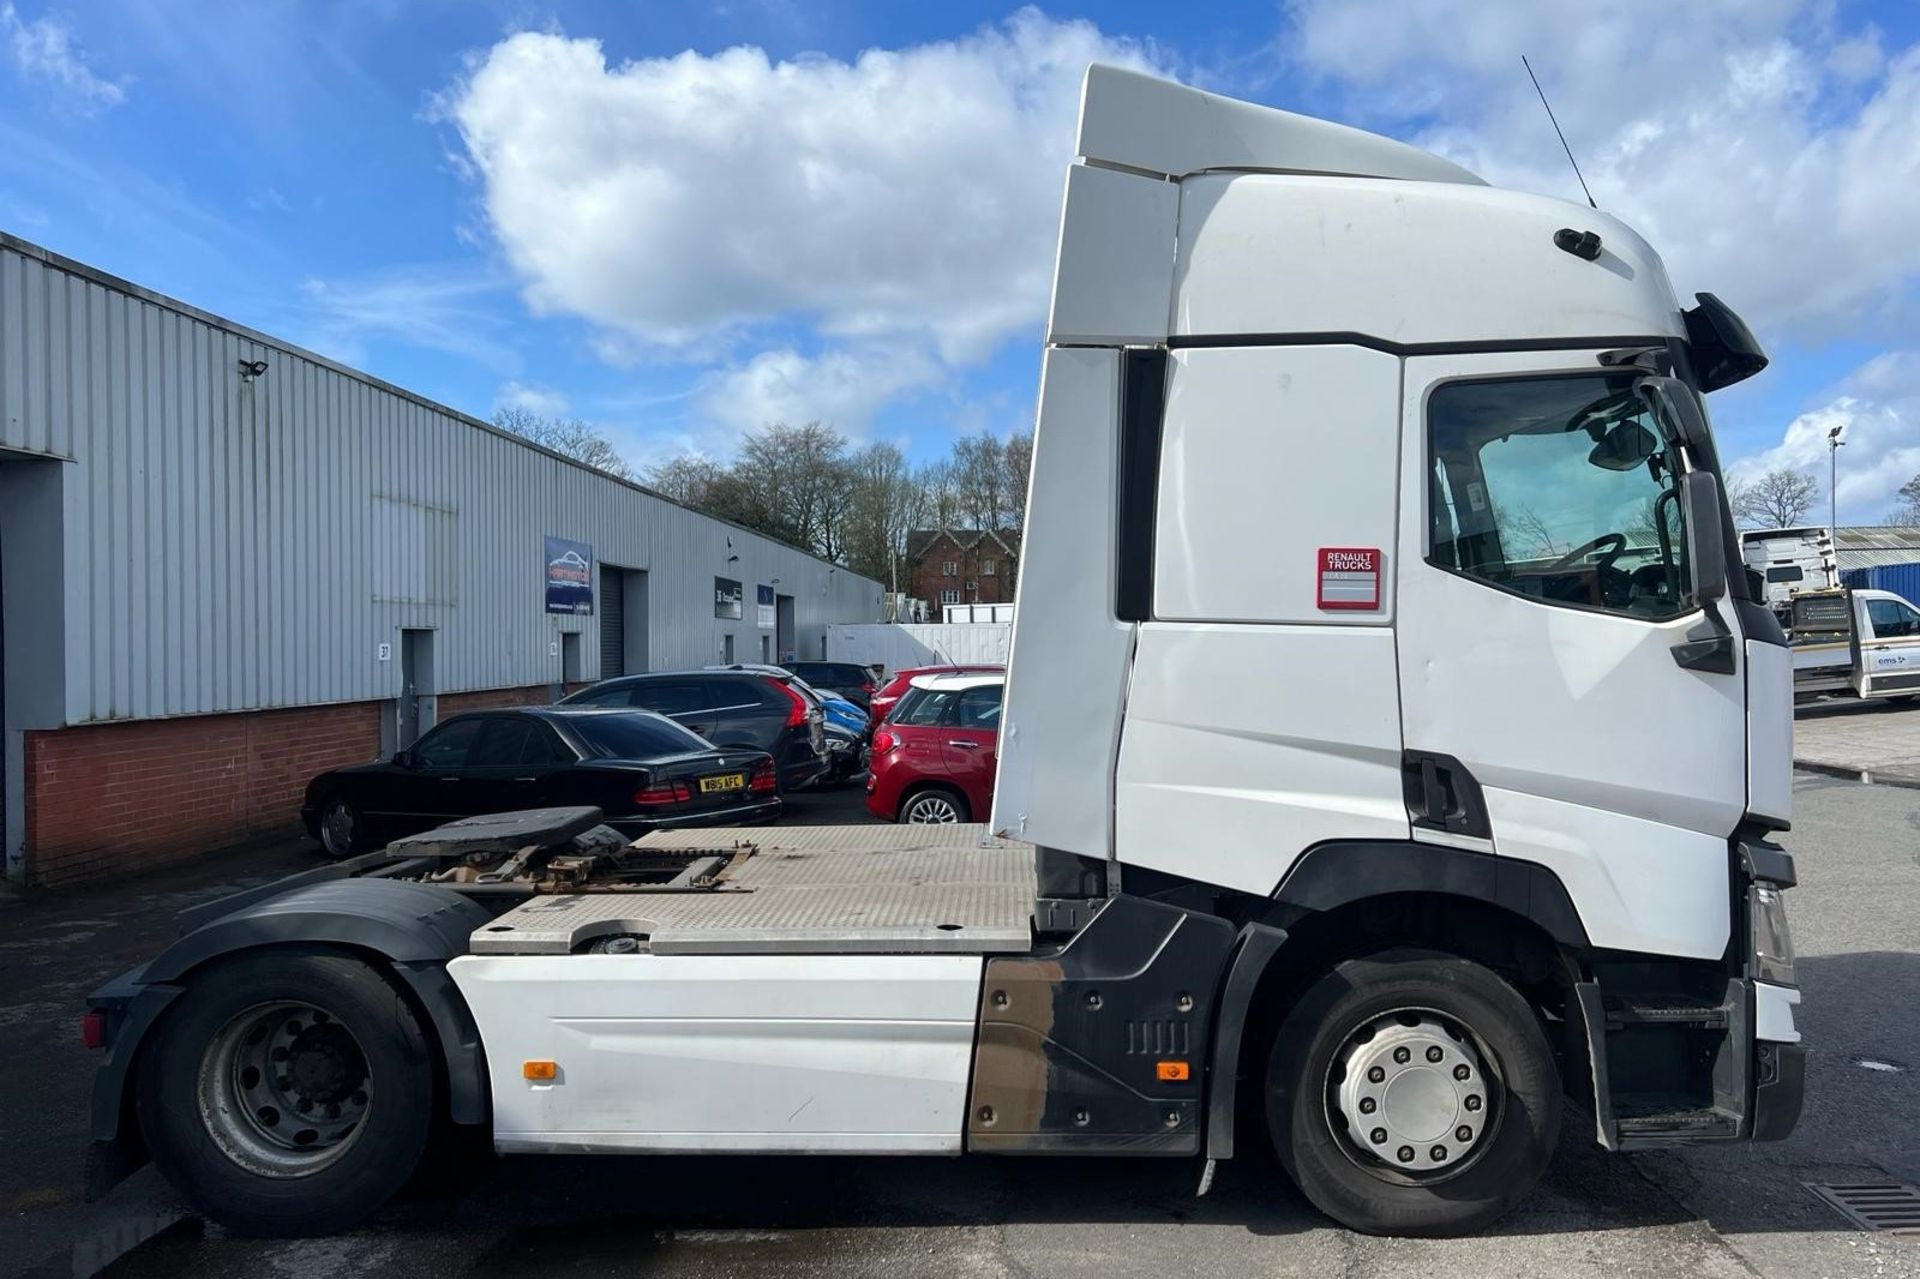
[633,781,692,805]
[872,729,897,755]
[1156,1061,1190,1082]
[524,1060,558,1081]
[750,762,777,793]
[81,1010,106,1050]
[772,680,809,728]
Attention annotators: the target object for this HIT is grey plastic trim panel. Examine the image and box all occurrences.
[1273,840,1591,949]
[1204,922,1289,1161]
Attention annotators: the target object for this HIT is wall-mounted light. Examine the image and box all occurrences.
[238,358,269,381]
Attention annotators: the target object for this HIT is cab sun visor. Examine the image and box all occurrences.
[1682,293,1768,392]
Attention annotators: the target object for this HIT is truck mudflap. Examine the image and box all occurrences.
[966,895,1237,1154]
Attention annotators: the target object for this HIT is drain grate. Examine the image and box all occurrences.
[1806,1182,1920,1236]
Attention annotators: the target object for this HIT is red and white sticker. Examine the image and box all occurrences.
[1317,547,1381,611]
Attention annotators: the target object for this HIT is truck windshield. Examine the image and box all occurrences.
[1429,374,1693,620]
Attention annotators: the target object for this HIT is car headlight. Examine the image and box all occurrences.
[1751,882,1796,986]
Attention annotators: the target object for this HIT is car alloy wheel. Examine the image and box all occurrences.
[903,792,963,823]
[319,800,357,859]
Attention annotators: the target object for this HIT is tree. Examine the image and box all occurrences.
[493,408,635,482]
[1003,431,1033,533]
[1729,468,1820,529]
[1888,474,1920,526]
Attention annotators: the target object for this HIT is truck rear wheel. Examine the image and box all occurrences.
[1265,949,1560,1237]
[136,949,435,1236]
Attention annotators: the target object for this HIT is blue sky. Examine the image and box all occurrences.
[3,0,1918,517]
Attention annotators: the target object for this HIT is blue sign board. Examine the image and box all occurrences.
[545,536,594,615]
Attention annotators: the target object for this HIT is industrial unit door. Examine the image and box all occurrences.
[599,567,625,679]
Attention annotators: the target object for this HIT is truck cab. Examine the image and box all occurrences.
[1742,525,1839,615]
[83,67,1803,1243]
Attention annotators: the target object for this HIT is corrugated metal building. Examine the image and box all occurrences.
[0,232,883,886]
[1832,525,1920,572]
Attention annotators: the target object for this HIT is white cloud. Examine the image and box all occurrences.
[2,3,124,112]
[289,263,518,372]
[495,380,570,417]
[1283,0,1920,345]
[695,343,944,437]
[439,10,1162,439]
[1726,352,1920,522]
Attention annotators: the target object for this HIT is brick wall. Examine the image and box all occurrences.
[25,701,383,888]
[436,683,561,716]
[21,682,580,889]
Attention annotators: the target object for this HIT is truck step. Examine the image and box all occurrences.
[1603,995,1728,1028]
[1615,1108,1741,1146]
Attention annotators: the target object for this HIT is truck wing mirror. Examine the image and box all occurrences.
[1683,471,1728,606]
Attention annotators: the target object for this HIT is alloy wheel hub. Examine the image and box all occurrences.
[1334,1014,1488,1173]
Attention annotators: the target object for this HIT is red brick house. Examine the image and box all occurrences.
[905,529,1020,610]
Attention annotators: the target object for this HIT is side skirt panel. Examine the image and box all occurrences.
[448,953,984,1154]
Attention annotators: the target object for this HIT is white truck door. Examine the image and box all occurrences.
[1113,344,1409,895]
[1394,353,1747,960]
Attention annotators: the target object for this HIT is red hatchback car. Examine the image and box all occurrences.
[868,663,1004,727]
[866,673,1003,824]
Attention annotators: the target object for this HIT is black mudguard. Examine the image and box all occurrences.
[86,879,493,1193]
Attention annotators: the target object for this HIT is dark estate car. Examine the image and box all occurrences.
[784,661,880,709]
[558,670,827,791]
[301,706,779,858]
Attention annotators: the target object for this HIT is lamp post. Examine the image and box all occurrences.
[1827,423,1845,534]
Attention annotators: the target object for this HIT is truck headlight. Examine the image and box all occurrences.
[1751,883,1796,986]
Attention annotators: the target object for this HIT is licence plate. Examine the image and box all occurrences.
[699,773,746,794]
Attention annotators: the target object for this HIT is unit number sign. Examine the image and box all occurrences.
[1317,547,1382,611]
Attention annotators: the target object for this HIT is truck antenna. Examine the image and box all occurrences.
[1522,55,1596,209]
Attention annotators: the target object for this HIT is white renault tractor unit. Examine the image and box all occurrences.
[83,67,1800,1239]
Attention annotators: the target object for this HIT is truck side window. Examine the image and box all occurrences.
[1867,598,1920,638]
[1428,374,1692,620]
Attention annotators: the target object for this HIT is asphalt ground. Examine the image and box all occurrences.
[2,775,1916,1278]
[1796,695,1920,787]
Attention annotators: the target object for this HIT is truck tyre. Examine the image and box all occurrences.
[136,948,435,1236]
[1265,948,1560,1237]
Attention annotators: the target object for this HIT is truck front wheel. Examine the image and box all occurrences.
[136,949,435,1236]
[1265,949,1561,1237]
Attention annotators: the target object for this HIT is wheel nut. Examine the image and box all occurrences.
[1453,1064,1471,1081]
[1358,1097,1377,1115]
[1426,1045,1444,1063]
[1370,1128,1388,1145]
[1456,1125,1472,1142]
[1430,1145,1448,1162]
[1367,1065,1386,1083]
[1396,1146,1414,1163]
[1393,1047,1411,1064]
[1464,1094,1482,1112]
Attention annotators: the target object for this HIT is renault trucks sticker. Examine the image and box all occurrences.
[1317,547,1381,610]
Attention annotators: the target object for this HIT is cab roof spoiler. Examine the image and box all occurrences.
[1076,64,1487,186]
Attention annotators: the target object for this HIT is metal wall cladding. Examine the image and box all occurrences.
[0,239,883,726]
[1840,563,1920,603]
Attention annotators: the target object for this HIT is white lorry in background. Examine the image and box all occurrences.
[81,67,1803,1242]
[1786,586,1920,702]
[1741,526,1838,615]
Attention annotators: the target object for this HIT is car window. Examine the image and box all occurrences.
[708,677,773,711]
[413,718,482,768]
[1867,598,1920,639]
[571,713,710,758]
[522,722,576,765]
[568,683,636,708]
[467,718,534,767]
[956,685,1003,729]
[895,688,959,727]
[629,680,709,717]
